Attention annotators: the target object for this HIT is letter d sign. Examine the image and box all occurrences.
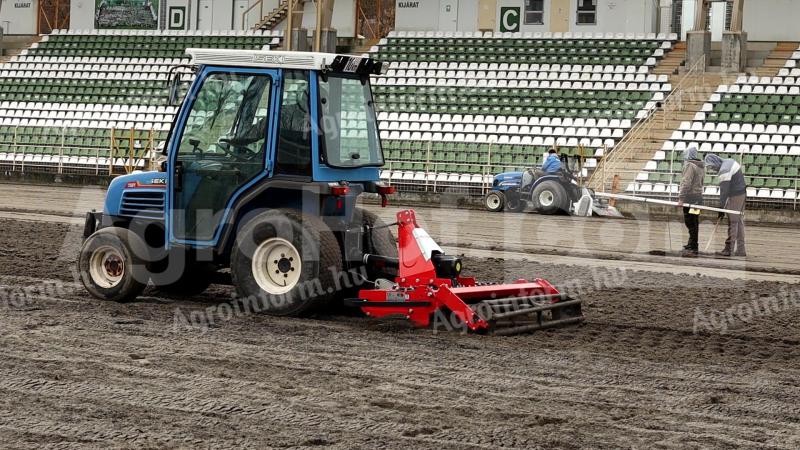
[500,7,520,32]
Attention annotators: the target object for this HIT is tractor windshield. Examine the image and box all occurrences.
[318,75,384,168]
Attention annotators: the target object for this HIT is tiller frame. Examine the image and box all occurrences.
[347,210,584,335]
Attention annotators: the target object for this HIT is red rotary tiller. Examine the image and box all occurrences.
[348,210,584,335]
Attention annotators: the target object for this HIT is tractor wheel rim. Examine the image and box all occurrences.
[89,245,125,289]
[539,190,555,207]
[486,193,501,209]
[252,238,302,295]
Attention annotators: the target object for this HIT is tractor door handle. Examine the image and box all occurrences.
[174,161,184,192]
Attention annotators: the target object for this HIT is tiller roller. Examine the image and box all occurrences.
[347,210,584,335]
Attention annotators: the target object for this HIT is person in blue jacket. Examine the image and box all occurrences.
[542,149,562,174]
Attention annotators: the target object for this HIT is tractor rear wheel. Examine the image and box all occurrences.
[78,227,147,303]
[352,208,397,285]
[532,180,569,215]
[231,209,343,317]
[358,208,397,259]
[484,191,505,212]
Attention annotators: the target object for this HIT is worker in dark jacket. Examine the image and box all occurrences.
[705,154,747,257]
[678,147,704,256]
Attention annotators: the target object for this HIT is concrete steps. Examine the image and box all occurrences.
[652,42,686,76]
[0,36,41,63]
[591,70,722,190]
[255,0,290,31]
[755,41,799,77]
[352,38,380,55]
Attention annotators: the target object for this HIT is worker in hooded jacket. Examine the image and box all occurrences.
[677,147,704,256]
[704,154,747,257]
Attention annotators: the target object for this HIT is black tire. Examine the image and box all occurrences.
[350,207,398,287]
[78,227,147,303]
[154,262,216,296]
[231,209,343,317]
[531,180,569,215]
[358,208,398,259]
[484,191,506,212]
[505,194,526,213]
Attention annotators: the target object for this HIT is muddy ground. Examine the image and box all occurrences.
[1,217,799,449]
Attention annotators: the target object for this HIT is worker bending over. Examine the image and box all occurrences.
[705,154,747,257]
[678,147,704,257]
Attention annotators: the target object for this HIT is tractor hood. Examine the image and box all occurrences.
[492,171,524,187]
[104,171,167,219]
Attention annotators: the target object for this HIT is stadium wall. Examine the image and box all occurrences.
[741,0,800,42]
[9,0,356,36]
[394,0,800,41]
[395,0,660,34]
[0,0,38,35]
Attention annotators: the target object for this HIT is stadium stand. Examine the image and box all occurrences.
[0,29,281,174]
[631,45,800,205]
[368,31,678,190]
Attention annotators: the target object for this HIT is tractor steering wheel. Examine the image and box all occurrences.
[218,137,260,162]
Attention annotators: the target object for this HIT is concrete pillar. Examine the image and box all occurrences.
[721,31,748,74]
[659,0,673,35]
[692,0,709,31]
[686,30,711,71]
[730,0,744,32]
[319,29,338,54]
[290,29,310,52]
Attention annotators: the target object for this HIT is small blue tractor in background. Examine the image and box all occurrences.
[484,156,621,217]
[484,155,590,215]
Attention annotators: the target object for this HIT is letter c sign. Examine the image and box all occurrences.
[500,7,520,32]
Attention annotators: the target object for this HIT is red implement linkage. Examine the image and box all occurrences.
[351,210,584,335]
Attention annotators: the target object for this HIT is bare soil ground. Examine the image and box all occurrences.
[1,216,800,449]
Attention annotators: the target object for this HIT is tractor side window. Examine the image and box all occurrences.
[177,72,271,166]
[275,70,312,176]
[319,75,384,168]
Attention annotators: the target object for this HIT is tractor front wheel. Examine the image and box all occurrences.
[532,180,569,215]
[78,227,147,303]
[231,209,343,317]
[484,191,506,212]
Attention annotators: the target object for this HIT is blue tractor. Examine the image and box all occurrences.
[78,49,399,315]
[484,156,596,215]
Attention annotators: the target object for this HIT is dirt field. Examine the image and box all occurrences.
[1,183,800,448]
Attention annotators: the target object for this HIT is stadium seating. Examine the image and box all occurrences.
[631,55,800,203]
[0,29,281,173]
[369,30,677,188]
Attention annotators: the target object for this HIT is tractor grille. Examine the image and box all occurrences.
[120,191,165,220]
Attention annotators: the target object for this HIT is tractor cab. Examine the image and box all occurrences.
[95,49,393,248]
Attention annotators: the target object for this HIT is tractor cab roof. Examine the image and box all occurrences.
[185,48,388,76]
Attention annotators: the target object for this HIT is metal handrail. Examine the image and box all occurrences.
[590,54,708,190]
[242,0,266,30]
